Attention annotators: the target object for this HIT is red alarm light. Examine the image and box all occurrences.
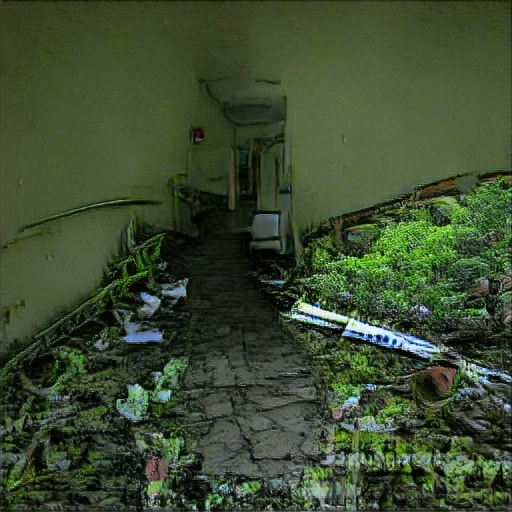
[191,127,205,144]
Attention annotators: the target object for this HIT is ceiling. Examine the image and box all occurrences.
[202,77,287,128]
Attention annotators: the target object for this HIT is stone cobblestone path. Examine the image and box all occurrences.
[164,202,323,482]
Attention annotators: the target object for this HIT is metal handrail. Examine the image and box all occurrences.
[18,198,160,234]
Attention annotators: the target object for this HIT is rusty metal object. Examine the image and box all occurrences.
[412,366,457,402]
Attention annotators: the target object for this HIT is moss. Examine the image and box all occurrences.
[375,397,416,424]
[76,405,108,422]
[79,463,97,477]
[358,432,390,454]
[236,480,261,496]
[305,466,331,482]
[331,383,364,404]
[299,179,511,326]
[333,428,353,449]
[100,326,121,341]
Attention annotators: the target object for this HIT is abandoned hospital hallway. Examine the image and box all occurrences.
[164,203,321,478]
[2,2,511,510]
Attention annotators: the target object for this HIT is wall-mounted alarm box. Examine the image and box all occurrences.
[191,127,205,145]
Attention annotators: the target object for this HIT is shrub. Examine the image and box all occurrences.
[298,178,511,327]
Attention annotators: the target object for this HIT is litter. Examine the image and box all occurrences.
[342,318,439,359]
[343,396,360,407]
[260,279,286,288]
[161,279,188,306]
[124,330,162,343]
[123,322,162,342]
[116,384,149,422]
[113,309,133,327]
[94,338,109,351]
[321,454,336,465]
[288,302,440,359]
[139,293,161,317]
[286,301,512,384]
[284,312,342,329]
[154,389,172,402]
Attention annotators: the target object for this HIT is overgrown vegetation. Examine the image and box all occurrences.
[302,179,510,327]
[270,176,512,511]
[0,224,165,384]
[299,179,511,372]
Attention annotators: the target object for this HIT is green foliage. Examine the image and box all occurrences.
[333,428,353,449]
[162,436,183,462]
[236,480,261,496]
[375,397,416,424]
[100,326,120,341]
[332,383,364,404]
[47,348,87,394]
[454,180,512,233]
[358,431,389,453]
[304,466,331,482]
[304,236,338,272]
[300,180,511,326]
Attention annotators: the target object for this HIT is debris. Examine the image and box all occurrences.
[343,317,440,359]
[321,454,336,465]
[456,388,486,399]
[288,301,512,383]
[116,384,149,422]
[260,279,286,288]
[123,330,163,343]
[139,292,161,317]
[94,338,109,351]
[154,389,172,402]
[357,416,390,432]
[123,319,163,343]
[468,277,489,301]
[288,302,439,358]
[344,396,360,407]
[113,309,133,328]
[409,305,431,322]
[146,455,167,483]
[333,397,360,421]
[216,483,231,495]
[284,312,343,329]
[161,279,188,306]
[412,366,457,402]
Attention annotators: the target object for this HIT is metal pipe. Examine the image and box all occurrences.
[18,198,161,234]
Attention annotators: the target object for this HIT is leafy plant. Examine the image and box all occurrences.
[300,179,511,327]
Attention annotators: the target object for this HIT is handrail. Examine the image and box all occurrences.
[18,198,161,234]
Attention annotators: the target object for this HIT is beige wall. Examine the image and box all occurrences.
[281,2,511,229]
[1,1,510,352]
[0,2,233,353]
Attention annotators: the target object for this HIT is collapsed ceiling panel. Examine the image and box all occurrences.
[203,77,286,127]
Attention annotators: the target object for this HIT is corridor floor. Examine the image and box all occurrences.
[163,204,323,481]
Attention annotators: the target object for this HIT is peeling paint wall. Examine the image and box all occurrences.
[0,2,233,353]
